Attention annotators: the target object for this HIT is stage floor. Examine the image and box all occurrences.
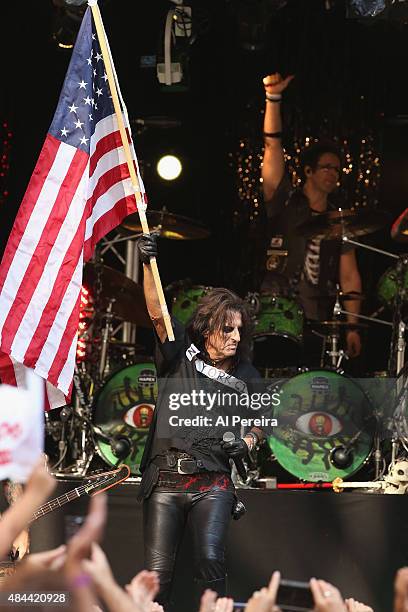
[24,479,407,612]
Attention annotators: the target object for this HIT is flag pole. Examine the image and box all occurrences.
[89,1,175,341]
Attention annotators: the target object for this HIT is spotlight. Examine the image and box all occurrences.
[157,155,182,181]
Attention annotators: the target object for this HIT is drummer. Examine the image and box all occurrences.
[261,72,362,361]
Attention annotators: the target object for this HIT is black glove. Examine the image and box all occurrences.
[221,438,248,460]
[137,233,158,264]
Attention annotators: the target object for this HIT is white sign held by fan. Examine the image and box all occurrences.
[0,369,44,482]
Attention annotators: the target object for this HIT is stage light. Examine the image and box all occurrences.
[157,155,182,181]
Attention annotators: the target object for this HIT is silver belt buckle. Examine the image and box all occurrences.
[177,458,188,474]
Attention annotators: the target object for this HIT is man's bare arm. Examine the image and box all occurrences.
[339,250,362,322]
[262,73,294,202]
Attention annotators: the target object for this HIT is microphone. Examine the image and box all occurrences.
[222,431,248,482]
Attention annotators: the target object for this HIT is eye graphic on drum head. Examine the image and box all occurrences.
[123,404,154,429]
[295,411,342,437]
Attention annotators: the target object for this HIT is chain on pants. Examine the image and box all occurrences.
[143,488,235,608]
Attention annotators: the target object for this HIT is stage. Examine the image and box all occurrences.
[27,479,406,612]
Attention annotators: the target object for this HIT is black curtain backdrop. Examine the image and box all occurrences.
[2,1,408,371]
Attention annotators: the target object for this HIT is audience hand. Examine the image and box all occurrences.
[199,589,218,612]
[344,598,373,611]
[245,571,281,612]
[23,545,66,571]
[394,567,408,612]
[310,578,347,612]
[81,542,115,591]
[64,493,107,580]
[125,569,160,609]
[214,597,234,612]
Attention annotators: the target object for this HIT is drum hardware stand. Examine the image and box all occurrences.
[48,365,96,478]
[342,236,400,261]
[99,298,115,380]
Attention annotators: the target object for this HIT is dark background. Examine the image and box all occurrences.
[2,0,408,371]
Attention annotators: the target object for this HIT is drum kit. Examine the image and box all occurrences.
[247,206,408,488]
[46,203,408,493]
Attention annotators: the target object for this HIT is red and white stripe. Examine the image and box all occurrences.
[0,112,142,408]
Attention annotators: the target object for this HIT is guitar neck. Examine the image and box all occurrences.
[30,466,130,523]
[31,485,87,523]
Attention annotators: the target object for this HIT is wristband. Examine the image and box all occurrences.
[265,92,282,102]
[69,572,92,589]
[263,131,282,139]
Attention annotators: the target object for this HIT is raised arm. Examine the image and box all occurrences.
[262,73,294,202]
[137,234,167,343]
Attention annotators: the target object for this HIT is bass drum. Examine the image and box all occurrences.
[268,369,375,482]
[171,284,213,324]
[249,293,304,370]
[93,361,157,475]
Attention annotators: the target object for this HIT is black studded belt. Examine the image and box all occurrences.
[153,453,205,475]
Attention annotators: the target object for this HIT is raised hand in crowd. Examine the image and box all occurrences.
[82,542,138,612]
[245,570,281,612]
[344,598,373,612]
[310,578,347,612]
[23,544,66,572]
[394,567,408,612]
[199,589,218,612]
[214,597,234,612]
[125,569,160,611]
[0,460,55,560]
[64,493,107,612]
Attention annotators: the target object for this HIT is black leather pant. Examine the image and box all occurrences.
[143,488,235,609]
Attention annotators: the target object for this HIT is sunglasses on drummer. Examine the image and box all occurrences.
[315,163,341,174]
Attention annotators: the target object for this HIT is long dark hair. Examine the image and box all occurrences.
[186,288,253,361]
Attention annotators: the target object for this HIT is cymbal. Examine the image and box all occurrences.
[120,209,211,240]
[108,339,146,351]
[296,208,391,240]
[309,292,366,302]
[391,207,408,243]
[308,319,369,332]
[83,263,151,328]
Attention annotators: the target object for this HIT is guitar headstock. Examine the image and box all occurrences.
[84,464,131,496]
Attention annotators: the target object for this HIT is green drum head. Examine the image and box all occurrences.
[253,295,304,340]
[252,295,304,369]
[172,286,212,324]
[93,362,157,475]
[268,370,374,482]
[377,265,408,306]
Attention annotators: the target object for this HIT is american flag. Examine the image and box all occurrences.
[0,7,145,408]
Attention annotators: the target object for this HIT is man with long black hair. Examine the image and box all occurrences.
[136,234,264,609]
